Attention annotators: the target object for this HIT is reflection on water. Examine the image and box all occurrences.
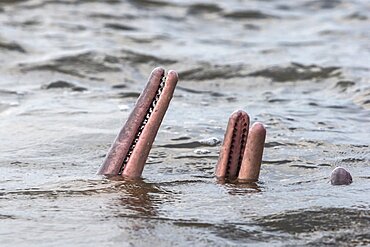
[0,0,369,246]
[224,182,263,195]
[114,179,162,218]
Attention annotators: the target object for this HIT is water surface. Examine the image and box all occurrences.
[0,0,369,246]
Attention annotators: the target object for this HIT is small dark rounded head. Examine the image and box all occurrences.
[330,167,353,185]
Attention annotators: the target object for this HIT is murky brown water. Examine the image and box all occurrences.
[0,0,369,246]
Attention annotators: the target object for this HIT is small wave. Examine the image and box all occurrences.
[264,141,286,148]
[0,89,23,112]
[41,80,87,92]
[223,10,278,20]
[255,207,370,233]
[111,83,127,89]
[187,3,222,15]
[179,64,246,81]
[334,80,356,92]
[318,163,331,167]
[254,207,370,246]
[0,39,26,53]
[171,136,191,141]
[244,23,260,30]
[88,12,133,20]
[0,214,17,220]
[290,164,318,169]
[341,158,365,162]
[116,92,141,98]
[248,63,341,82]
[263,159,293,165]
[160,137,220,149]
[160,142,206,149]
[194,149,211,155]
[1,187,105,198]
[278,41,322,47]
[345,12,368,21]
[199,137,221,146]
[104,23,137,31]
[0,0,28,6]
[303,0,343,10]
[174,155,218,160]
[19,51,121,78]
[267,98,290,103]
[354,88,370,109]
[208,223,287,243]
[0,89,20,95]
[128,0,176,8]
[177,86,226,97]
[120,48,177,65]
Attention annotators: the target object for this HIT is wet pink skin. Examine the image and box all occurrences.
[215,110,250,179]
[97,67,178,178]
[98,71,351,189]
[98,68,265,182]
[215,110,266,182]
[238,123,266,182]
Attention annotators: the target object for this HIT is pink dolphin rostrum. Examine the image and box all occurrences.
[97,68,267,183]
[98,67,178,178]
[215,110,266,182]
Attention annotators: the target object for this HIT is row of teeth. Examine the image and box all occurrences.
[226,123,239,177]
[119,75,166,174]
[226,120,248,178]
[237,123,248,171]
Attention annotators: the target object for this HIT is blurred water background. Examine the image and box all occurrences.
[0,0,369,246]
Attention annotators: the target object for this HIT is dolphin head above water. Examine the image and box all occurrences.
[330,167,353,185]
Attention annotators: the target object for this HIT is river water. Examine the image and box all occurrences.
[0,0,369,246]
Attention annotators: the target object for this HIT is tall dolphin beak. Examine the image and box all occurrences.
[98,68,178,178]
